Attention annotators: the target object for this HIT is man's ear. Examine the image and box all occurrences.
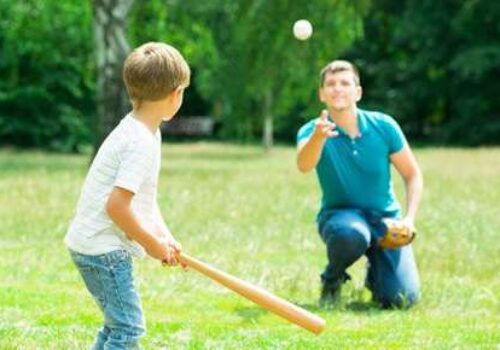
[319,88,326,103]
[356,86,363,102]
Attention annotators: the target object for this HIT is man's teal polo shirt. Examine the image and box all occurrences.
[297,108,406,218]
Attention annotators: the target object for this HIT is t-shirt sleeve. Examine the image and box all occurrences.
[383,116,407,154]
[296,120,316,144]
[114,140,156,194]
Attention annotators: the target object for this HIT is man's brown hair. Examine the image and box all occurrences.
[320,60,360,87]
[123,42,190,103]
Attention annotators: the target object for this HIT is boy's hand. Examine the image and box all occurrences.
[161,239,185,268]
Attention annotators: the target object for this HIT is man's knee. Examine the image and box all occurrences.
[324,222,370,255]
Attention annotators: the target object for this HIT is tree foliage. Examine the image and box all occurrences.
[0,0,498,150]
[346,0,500,145]
[0,1,94,151]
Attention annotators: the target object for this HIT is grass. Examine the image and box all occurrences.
[0,143,499,349]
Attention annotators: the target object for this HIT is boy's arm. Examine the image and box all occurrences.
[153,203,181,245]
[106,186,178,265]
[153,204,183,266]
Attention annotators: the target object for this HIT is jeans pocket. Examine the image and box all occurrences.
[79,265,107,308]
[107,250,131,270]
[112,257,133,288]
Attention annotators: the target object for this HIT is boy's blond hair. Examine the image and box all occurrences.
[123,42,191,104]
[320,60,360,87]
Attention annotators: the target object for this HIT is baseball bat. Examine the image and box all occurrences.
[178,252,325,334]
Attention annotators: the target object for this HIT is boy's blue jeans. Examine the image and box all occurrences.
[318,208,420,308]
[69,249,145,349]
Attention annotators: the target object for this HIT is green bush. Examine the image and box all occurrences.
[0,1,94,151]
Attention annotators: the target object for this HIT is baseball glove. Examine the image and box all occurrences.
[378,218,416,249]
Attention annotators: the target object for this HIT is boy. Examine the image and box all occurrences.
[65,42,190,348]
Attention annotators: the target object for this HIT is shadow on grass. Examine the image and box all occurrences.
[344,300,381,312]
[234,301,325,324]
[234,306,268,323]
[299,300,382,313]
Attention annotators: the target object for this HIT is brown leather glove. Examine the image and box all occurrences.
[378,218,416,249]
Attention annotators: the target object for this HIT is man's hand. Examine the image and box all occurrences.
[378,218,416,249]
[297,110,338,172]
[313,109,338,139]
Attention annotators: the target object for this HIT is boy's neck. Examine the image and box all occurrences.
[132,105,167,134]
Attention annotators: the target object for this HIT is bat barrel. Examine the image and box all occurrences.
[179,253,326,334]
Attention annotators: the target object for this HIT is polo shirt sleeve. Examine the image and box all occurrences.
[383,116,407,154]
[297,120,316,144]
[114,140,156,194]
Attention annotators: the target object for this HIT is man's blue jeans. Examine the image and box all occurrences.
[318,208,420,308]
[69,249,145,349]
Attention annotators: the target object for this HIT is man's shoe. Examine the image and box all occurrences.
[319,273,351,307]
[319,281,342,307]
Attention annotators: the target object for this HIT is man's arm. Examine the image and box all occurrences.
[297,110,337,172]
[106,187,178,265]
[390,144,424,227]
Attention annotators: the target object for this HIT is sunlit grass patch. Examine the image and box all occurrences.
[0,143,499,349]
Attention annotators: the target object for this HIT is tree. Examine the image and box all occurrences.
[91,0,134,153]
[345,0,500,145]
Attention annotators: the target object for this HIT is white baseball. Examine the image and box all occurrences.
[293,19,313,41]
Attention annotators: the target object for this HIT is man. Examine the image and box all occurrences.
[296,60,423,308]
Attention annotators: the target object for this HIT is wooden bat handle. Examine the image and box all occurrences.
[178,252,325,334]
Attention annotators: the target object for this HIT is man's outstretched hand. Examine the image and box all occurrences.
[313,110,338,139]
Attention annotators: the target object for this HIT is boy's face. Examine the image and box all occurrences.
[319,70,362,112]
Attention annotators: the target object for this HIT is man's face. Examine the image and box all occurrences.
[319,70,362,112]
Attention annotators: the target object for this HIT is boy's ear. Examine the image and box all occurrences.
[166,87,182,100]
[172,86,184,97]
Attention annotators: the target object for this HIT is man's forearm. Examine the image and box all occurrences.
[404,173,423,222]
[297,134,326,172]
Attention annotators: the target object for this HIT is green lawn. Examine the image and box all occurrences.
[0,143,499,349]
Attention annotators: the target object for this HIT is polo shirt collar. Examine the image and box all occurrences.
[329,108,370,137]
[357,108,370,135]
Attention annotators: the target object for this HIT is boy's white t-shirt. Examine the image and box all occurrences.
[65,113,162,257]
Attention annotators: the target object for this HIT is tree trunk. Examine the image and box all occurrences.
[91,0,133,158]
[262,89,273,150]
